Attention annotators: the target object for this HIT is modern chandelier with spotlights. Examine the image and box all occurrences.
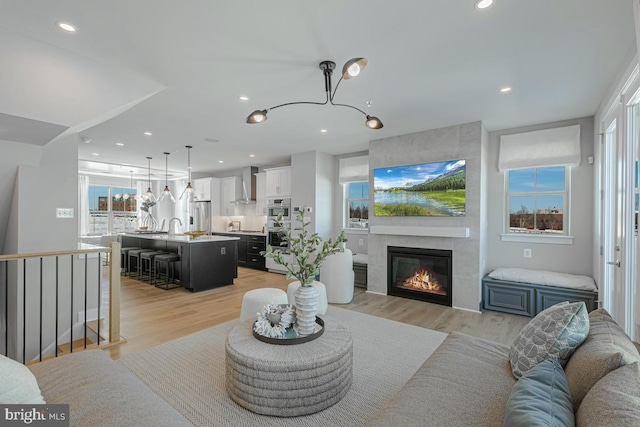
[246,57,383,130]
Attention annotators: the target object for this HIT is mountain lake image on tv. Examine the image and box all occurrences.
[374,159,466,217]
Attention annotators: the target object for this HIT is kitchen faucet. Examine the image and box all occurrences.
[168,217,182,235]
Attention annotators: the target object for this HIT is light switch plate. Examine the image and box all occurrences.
[56,208,74,219]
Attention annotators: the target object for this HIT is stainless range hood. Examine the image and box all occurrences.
[233,166,258,204]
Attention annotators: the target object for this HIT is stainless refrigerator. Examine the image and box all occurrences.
[189,201,212,233]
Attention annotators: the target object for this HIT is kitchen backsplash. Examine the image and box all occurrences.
[212,211,267,233]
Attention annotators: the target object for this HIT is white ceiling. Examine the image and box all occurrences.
[0,0,635,177]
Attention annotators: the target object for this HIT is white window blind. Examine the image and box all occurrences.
[339,155,369,183]
[498,124,581,171]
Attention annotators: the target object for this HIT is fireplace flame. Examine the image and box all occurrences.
[400,269,447,295]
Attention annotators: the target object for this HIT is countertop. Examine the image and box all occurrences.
[120,233,240,244]
[213,230,267,237]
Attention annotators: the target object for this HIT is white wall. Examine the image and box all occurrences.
[485,117,595,276]
[14,134,79,252]
[291,151,334,238]
[0,141,41,254]
[314,151,335,239]
[292,151,317,232]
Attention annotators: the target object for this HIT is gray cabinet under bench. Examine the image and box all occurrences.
[482,275,598,317]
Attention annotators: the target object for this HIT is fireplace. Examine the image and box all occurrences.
[387,246,452,306]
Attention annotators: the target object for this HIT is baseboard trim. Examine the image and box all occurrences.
[452,305,481,314]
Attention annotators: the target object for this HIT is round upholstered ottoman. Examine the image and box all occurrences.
[225,316,353,416]
[240,288,288,321]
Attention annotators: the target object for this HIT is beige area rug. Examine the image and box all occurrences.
[119,306,447,427]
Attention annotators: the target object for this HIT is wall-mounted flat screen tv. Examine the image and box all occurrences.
[374,159,466,216]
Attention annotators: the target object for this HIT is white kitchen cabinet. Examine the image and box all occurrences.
[265,167,291,197]
[193,178,212,201]
[255,172,267,215]
[220,176,241,216]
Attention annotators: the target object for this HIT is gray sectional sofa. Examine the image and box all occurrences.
[26,307,640,427]
[370,307,640,427]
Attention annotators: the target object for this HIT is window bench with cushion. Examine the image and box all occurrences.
[482,267,598,317]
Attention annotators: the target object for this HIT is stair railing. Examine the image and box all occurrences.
[0,241,121,363]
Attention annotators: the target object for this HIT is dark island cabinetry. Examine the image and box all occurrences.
[213,233,267,271]
[119,234,239,292]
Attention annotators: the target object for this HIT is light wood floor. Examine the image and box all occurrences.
[106,267,530,359]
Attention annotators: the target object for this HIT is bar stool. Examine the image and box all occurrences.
[120,247,141,275]
[127,248,155,279]
[140,251,167,284]
[154,253,181,290]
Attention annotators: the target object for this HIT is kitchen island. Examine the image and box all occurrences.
[119,234,240,292]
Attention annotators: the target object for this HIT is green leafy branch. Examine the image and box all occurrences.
[261,209,348,286]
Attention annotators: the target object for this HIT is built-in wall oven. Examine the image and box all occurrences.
[267,218,290,254]
[266,217,291,273]
[267,198,291,221]
[267,229,289,254]
[266,198,291,273]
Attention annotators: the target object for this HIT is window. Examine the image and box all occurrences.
[506,166,567,235]
[345,182,369,229]
[88,185,137,234]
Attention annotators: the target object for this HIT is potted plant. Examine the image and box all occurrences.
[262,209,347,335]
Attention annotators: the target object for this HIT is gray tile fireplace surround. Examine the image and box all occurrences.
[367,121,486,312]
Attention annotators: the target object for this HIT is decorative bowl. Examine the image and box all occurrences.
[184,230,207,238]
[138,226,148,231]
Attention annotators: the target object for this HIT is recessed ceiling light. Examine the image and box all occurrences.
[249,154,255,158]
[204,137,219,143]
[91,153,100,156]
[116,142,125,146]
[475,0,493,10]
[143,131,152,136]
[56,21,77,33]
[500,87,512,93]
[81,137,91,144]
[218,160,224,164]
[239,96,249,102]
[320,129,328,133]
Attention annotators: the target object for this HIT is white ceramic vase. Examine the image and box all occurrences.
[293,282,320,336]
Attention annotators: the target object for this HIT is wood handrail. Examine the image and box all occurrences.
[0,245,108,261]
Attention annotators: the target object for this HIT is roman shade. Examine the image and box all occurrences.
[339,155,369,183]
[498,124,581,171]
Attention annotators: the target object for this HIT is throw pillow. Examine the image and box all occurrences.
[509,301,589,378]
[503,358,574,427]
[0,354,45,403]
[576,361,640,427]
[564,308,640,410]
